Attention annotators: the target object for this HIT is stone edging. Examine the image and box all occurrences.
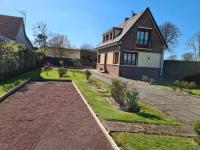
[103,120,197,137]
[0,80,30,102]
[72,81,120,150]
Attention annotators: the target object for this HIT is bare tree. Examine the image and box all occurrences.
[181,52,194,61]
[186,32,200,61]
[48,34,71,59]
[80,43,94,50]
[33,22,48,48]
[159,22,181,51]
[167,54,177,60]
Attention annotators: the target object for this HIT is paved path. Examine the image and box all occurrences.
[0,81,112,150]
[91,71,200,122]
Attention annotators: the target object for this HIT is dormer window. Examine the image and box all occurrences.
[103,36,105,42]
[110,32,113,40]
[136,28,151,48]
[106,34,109,41]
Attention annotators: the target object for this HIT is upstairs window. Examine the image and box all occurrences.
[106,34,109,41]
[110,32,113,40]
[123,52,137,65]
[113,52,119,64]
[136,29,151,48]
[103,36,105,42]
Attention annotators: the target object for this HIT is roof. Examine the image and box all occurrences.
[0,14,23,40]
[97,8,167,49]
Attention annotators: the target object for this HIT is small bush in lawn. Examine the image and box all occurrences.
[58,67,67,77]
[110,79,127,106]
[149,78,156,85]
[142,75,150,82]
[174,80,197,92]
[193,120,200,136]
[123,89,140,112]
[85,70,91,81]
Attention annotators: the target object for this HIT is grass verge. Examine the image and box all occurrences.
[68,70,177,125]
[112,132,200,150]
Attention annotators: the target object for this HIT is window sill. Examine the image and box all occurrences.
[135,47,152,50]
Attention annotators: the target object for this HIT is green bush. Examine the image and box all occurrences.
[110,79,127,106]
[123,89,140,112]
[149,78,156,85]
[193,120,200,136]
[174,80,197,91]
[142,75,150,82]
[110,79,140,112]
[85,70,91,81]
[58,67,67,77]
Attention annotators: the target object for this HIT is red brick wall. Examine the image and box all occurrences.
[97,64,119,76]
[121,11,164,54]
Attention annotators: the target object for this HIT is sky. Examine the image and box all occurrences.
[0,0,200,58]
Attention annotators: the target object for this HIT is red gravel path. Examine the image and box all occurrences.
[0,81,112,150]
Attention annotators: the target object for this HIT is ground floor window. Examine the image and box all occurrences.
[113,52,119,64]
[123,52,137,65]
[97,54,100,63]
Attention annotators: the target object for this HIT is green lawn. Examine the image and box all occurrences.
[112,132,200,150]
[0,68,70,96]
[68,70,177,125]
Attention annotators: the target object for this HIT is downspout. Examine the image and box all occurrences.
[160,48,165,77]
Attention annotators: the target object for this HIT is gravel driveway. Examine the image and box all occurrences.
[0,81,112,150]
[91,71,200,122]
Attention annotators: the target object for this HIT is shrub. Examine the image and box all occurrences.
[59,60,64,66]
[149,78,156,85]
[110,79,127,106]
[174,80,197,91]
[193,120,200,136]
[142,75,150,82]
[110,79,140,112]
[85,70,91,81]
[123,89,140,112]
[58,67,67,77]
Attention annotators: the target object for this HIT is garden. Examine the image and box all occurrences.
[1,67,200,150]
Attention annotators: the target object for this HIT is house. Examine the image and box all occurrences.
[96,7,167,80]
[0,14,33,49]
[45,47,96,67]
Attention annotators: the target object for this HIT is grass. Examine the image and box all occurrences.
[191,89,200,97]
[112,132,200,150]
[0,68,70,96]
[68,70,177,125]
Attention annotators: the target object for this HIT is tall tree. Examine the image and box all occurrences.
[181,52,194,61]
[186,31,200,61]
[80,43,94,50]
[159,22,181,51]
[33,22,48,48]
[48,34,71,59]
[167,54,177,60]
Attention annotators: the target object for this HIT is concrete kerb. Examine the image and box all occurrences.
[72,81,120,150]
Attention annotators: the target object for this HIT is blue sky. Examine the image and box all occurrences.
[0,0,199,58]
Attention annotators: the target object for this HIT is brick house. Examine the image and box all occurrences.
[96,8,167,80]
[0,14,33,49]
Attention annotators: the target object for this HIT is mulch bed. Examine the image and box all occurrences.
[0,81,112,150]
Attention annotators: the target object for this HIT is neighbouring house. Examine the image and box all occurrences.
[96,7,167,80]
[0,14,33,49]
[45,47,96,67]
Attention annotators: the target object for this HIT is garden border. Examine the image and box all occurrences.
[0,80,30,102]
[72,81,120,150]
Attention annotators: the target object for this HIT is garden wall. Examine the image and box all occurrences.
[163,60,200,80]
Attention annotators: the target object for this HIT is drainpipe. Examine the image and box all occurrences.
[160,49,165,77]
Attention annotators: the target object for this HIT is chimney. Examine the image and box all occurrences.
[124,17,129,22]
[131,10,137,17]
